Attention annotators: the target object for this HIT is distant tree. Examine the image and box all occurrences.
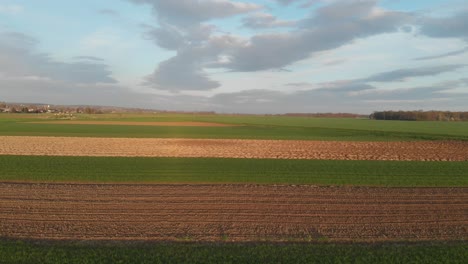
[371,110,468,121]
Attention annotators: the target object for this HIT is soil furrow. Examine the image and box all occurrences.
[1,183,467,242]
[1,136,467,161]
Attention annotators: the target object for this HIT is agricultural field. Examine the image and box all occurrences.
[1,113,468,141]
[0,113,467,263]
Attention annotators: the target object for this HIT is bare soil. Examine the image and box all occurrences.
[0,183,466,242]
[0,136,467,161]
[26,121,239,127]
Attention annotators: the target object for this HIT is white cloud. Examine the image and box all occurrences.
[242,12,297,28]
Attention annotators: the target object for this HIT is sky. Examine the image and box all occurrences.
[0,0,467,114]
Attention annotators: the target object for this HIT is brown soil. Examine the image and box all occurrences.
[26,121,239,127]
[0,136,467,161]
[0,183,466,242]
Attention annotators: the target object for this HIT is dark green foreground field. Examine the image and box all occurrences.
[1,240,466,264]
[1,156,467,186]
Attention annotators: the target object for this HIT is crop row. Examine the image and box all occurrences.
[1,156,467,186]
[1,240,467,264]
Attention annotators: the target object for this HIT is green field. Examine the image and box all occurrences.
[1,240,466,264]
[1,113,467,263]
[1,156,467,186]
[1,113,468,141]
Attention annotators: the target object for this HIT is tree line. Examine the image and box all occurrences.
[370,111,468,121]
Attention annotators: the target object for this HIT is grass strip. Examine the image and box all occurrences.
[2,113,468,141]
[0,240,466,264]
[1,156,467,186]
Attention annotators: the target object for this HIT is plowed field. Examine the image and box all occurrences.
[0,183,466,242]
[0,136,467,161]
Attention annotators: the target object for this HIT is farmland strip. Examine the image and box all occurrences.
[0,183,466,242]
[0,136,467,161]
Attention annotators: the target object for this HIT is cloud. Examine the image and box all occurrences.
[419,9,468,39]
[0,31,117,102]
[0,32,168,109]
[275,0,298,5]
[143,52,220,91]
[414,47,468,61]
[133,0,412,91]
[129,0,261,26]
[129,0,261,91]
[73,56,105,62]
[218,0,411,71]
[315,81,376,92]
[143,24,186,50]
[0,76,157,108]
[274,0,319,7]
[242,12,297,29]
[204,78,467,114]
[285,82,312,87]
[362,64,466,83]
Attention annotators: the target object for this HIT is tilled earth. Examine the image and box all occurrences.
[0,136,467,161]
[0,183,466,242]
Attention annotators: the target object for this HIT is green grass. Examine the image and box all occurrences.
[69,113,468,137]
[1,156,467,186]
[1,240,466,264]
[1,113,468,141]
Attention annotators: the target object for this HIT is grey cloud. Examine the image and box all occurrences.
[205,88,364,113]
[275,0,298,5]
[143,25,185,50]
[420,10,468,39]
[222,0,410,71]
[143,34,242,91]
[135,0,411,90]
[362,64,466,83]
[129,0,261,26]
[211,89,282,105]
[0,31,116,84]
[356,85,452,101]
[222,33,307,71]
[0,31,129,110]
[315,82,376,92]
[414,47,468,61]
[242,13,297,29]
[285,82,312,87]
[73,56,105,62]
[274,0,319,7]
[144,52,220,91]
[322,59,346,66]
[204,78,465,114]
[0,77,158,109]
[130,0,261,91]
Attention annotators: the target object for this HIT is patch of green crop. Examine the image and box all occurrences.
[0,123,443,141]
[0,240,466,264]
[1,156,467,186]
[1,115,468,141]
[49,113,468,137]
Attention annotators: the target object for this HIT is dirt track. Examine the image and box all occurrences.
[0,183,466,242]
[26,121,239,127]
[0,136,467,161]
